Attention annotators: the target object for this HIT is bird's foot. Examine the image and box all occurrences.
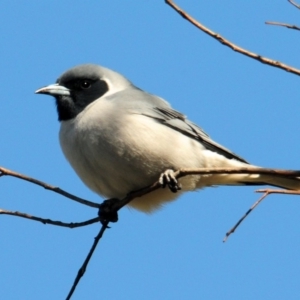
[159,169,181,193]
[98,198,119,225]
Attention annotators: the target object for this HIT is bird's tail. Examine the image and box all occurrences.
[199,172,300,190]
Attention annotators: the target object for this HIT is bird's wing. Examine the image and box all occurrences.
[140,105,248,164]
[112,88,248,163]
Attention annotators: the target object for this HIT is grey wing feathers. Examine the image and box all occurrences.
[118,88,248,163]
[143,106,248,164]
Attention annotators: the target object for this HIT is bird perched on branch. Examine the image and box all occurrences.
[35,64,300,215]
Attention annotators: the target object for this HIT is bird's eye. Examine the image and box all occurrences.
[80,80,92,89]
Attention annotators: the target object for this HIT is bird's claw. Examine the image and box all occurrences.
[159,169,181,193]
[98,198,119,225]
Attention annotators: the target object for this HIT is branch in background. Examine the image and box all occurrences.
[165,0,300,76]
[0,166,100,208]
[265,21,300,31]
[223,188,300,241]
[289,0,300,9]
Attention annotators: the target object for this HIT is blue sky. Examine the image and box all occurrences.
[2,1,300,299]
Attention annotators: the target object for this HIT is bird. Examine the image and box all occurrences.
[35,64,300,215]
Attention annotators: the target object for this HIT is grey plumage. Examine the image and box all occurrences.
[35,64,300,212]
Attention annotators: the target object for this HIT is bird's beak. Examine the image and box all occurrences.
[35,83,71,96]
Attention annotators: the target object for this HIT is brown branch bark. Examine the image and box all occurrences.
[2,165,300,222]
[0,166,100,208]
[265,21,300,31]
[256,188,300,196]
[223,187,300,241]
[4,165,299,219]
[165,0,300,76]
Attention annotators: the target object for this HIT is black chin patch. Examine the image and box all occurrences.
[55,95,79,121]
[56,79,109,121]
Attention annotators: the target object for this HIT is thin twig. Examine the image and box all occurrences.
[0,166,100,208]
[289,0,300,9]
[0,209,99,228]
[66,222,108,300]
[165,0,300,76]
[223,191,270,242]
[265,21,300,31]
[256,188,300,196]
[223,188,300,241]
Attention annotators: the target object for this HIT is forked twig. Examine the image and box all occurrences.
[66,168,300,297]
[4,165,299,220]
[256,188,300,196]
[223,188,300,242]
[3,165,300,298]
[165,0,300,76]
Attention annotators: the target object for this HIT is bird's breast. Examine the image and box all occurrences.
[58,105,164,198]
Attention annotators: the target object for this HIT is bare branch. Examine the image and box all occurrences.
[265,21,300,31]
[289,0,300,9]
[256,188,300,196]
[223,187,300,241]
[223,191,270,242]
[2,165,300,216]
[66,222,108,300]
[0,209,99,228]
[0,166,100,208]
[165,0,300,76]
[65,177,167,297]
